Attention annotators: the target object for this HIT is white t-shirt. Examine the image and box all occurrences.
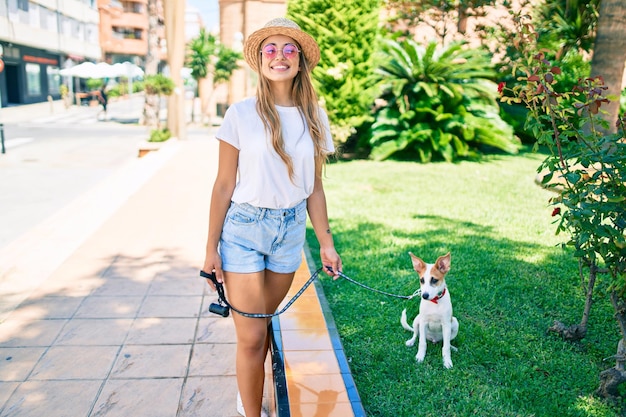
[216,97,335,209]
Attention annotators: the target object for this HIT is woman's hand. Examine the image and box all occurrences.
[202,252,224,291]
[320,246,342,280]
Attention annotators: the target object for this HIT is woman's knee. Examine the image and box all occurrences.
[236,323,267,353]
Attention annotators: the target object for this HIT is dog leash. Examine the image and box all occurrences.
[200,268,324,318]
[200,267,421,318]
[330,268,422,300]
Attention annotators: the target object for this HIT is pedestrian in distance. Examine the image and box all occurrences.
[97,83,108,120]
[201,17,343,417]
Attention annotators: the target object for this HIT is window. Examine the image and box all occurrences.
[7,0,17,14]
[39,7,57,32]
[28,2,40,28]
[123,2,143,13]
[85,23,98,43]
[112,26,143,40]
[10,0,29,23]
[60,15,71,36]
[47,67,61,95]
[71,18,84,40]
[26,63,42,96]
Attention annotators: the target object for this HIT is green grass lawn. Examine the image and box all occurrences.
[306,150,623,417]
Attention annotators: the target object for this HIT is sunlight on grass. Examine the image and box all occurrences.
[574,395,619,417]
[306,151,623,417]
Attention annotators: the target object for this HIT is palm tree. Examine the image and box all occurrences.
[186,30,241,125]
[143,74,174,131]
[187,28,217,123]
[371,39,520,162]
[143,0,161,129]
[589,0,626,134]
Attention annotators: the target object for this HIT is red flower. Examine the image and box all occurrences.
[551,207,561,216]
[497,82,505,94]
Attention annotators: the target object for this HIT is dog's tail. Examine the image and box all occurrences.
[400,309,413,332]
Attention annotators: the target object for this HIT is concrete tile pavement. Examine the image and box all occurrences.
[0,99,72,125]
[0,126,262,416]
[0,96,136,125]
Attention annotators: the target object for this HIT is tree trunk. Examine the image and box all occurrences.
[589,0,626,134]
[597,292,626,399]
[164,0,186,140]
[145,0,159,75]
[547,260,596,341]
[199,71,214,125]
[143,0,160,129]
[457,6,468,34]
[144,93,161,130]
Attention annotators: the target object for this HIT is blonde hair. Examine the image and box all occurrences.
[255,50,330,181]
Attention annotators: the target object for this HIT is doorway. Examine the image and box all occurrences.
[5,64,21,104]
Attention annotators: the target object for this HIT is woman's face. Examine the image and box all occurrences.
[259,35,301,84]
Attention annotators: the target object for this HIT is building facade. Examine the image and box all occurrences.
[97,0,166,67]
[0,0,288,107]
[0,0,100,106]
[219,0,287,103]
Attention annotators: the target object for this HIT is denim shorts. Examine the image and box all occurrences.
[219,200,307,274]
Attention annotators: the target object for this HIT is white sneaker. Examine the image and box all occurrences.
[236,393,245,416]
[236,392,269,417]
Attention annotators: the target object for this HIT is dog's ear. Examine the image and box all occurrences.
[435,252,451,274]
[408,252,426,274]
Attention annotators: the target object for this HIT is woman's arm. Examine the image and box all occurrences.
[307,174,342,278]
[203,141,239,287]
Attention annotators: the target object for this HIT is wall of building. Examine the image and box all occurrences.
[219,0,287,104]
[99,0,145,63]
[0,0,100,106]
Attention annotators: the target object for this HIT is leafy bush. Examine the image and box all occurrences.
[500,49,591,143]
[132,80,144,93]
[143,74,174,130]
[370,39,521,162]
[288,0,380,147]
[86,78,103,91]
[502,13,626,399]
[143,74,174,96]
[149,128,171,143]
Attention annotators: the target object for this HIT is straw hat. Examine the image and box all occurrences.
[243,17,320,71]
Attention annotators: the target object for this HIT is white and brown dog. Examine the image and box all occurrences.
[401,252,459,368]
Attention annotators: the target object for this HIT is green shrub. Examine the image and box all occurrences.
[143,74,174,96]
[288,0,380,147]
[149,128,171,143]
[132,80,144,93]
[86,78,103,91]
[370,39,521,162]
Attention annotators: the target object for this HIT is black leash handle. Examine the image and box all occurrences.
[200,268,324,318]
[200,267,420,318]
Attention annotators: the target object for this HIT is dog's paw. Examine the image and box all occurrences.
[405,339,415,347]
[415,351,426,363]
[443,358,453,369]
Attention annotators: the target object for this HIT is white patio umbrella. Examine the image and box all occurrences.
[59,62,115,79]
[111,61,144,78]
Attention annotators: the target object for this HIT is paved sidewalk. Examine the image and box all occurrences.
[0,128,254,416]
[0,96,145,125]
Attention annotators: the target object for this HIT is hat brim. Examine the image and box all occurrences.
[243,26,320,71]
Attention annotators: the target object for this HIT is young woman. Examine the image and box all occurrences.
[201,17,342,417]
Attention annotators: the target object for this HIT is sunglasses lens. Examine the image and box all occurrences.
[261,44,299,59]
[262,45,278,58]
[283,45,298,58]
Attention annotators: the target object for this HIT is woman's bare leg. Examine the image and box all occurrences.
[225,270,295,417]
